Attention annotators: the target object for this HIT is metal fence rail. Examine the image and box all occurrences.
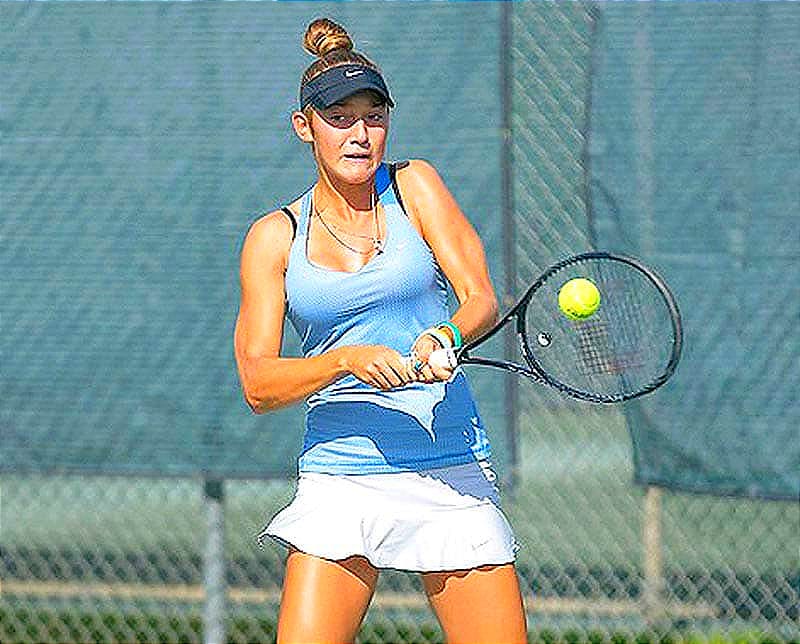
[2,441,798,642]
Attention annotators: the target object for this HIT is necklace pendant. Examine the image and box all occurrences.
[373,238,384,254]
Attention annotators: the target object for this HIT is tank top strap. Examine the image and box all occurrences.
[375,162,392,200]
[376,161,408,215]
[295,189,313,239]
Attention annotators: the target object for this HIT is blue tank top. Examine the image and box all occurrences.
[284,163,491,474]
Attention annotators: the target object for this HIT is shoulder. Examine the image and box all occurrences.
[392,159,450,216]
[392,159,457,223]
[393,158,443,191]
[240,208,297,274]
[244,209,295,249]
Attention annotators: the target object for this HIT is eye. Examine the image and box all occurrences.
[324,111,357,128]
[366,111,387,125]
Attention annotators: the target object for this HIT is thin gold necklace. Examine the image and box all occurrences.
[314,191,384,255]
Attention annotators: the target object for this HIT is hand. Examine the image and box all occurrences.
[410,334,455,383]
[342,345,418,390]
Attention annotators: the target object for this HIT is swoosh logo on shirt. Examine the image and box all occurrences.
[344,69,365,78]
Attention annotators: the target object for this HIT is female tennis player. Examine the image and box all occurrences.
[234,18,527,643]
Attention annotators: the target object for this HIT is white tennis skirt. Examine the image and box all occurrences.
[258,460,519,572]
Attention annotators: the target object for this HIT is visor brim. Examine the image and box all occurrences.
[309,81,394,110]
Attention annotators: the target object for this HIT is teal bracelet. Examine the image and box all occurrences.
[437,321,463,349]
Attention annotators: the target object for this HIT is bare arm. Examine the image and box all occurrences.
[234,211,415,414]
[398,159,500,357]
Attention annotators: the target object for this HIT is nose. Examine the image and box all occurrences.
[350,118,369,144]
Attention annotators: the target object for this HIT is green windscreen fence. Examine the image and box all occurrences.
[2,2,798,500]
[1,3,508,479]
[587,3,799,500]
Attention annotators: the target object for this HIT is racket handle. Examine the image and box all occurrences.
[404,348,457,371]
[428,348,457,370]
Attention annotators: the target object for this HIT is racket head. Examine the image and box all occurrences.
[518,252,682,403]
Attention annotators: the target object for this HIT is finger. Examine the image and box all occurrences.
[430,364,454,382]
[413,359,433,382]
[398,360,422,386]
[382,353,416,386]
[411,336,439,361]
[381,360,410,389]
[364,363,393,390]
[377,373,401,390]
[403,352,425,379]
[374,373,395,390]
[417,364,437,384]
[404,358,421,382]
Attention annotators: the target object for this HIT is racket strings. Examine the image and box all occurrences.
[585,266,672,394]
[525,258,678,400]
[574,319,619,374]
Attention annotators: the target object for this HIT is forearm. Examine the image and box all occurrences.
[240,348,353,414]
[449,290,500,345]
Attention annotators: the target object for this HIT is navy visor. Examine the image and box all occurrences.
[300,64,394,110]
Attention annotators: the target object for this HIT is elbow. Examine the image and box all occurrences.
[242,385,273,415]
[245,394,268,415]
[243,389,265,414]
[238,357,278,414]
[243,383,292,415]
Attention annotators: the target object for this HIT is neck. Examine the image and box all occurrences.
[314,169,374,218]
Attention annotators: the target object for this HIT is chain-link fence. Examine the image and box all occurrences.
[2,447,798,642]
[2,2,798,643]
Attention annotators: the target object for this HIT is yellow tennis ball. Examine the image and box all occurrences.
[558,278,600,320]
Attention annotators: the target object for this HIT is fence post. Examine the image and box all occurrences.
[642,485,665,624]
[500,0,520,494]
[203,478,226,644]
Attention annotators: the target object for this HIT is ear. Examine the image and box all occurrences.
[292,111,314,143]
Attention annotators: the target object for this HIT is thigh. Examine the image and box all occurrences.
[421,563,527,644]
[277,548,379,644]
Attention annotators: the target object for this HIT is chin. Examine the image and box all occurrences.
[339,158,379,183]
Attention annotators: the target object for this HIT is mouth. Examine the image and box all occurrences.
[343,152,371,162]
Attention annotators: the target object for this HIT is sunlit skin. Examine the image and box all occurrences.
[277,549,528,644]
[234,88,527,642]
[292,91,390,215]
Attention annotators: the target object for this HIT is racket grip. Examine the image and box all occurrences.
[404,348,457,371]
[428,348,457,370]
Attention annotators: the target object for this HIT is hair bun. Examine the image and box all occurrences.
[303,18,354,58]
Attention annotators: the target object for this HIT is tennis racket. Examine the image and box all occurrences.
[425,251,682,403]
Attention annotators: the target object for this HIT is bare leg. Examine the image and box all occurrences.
[277,548,379,644]
[422,563,528,644]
